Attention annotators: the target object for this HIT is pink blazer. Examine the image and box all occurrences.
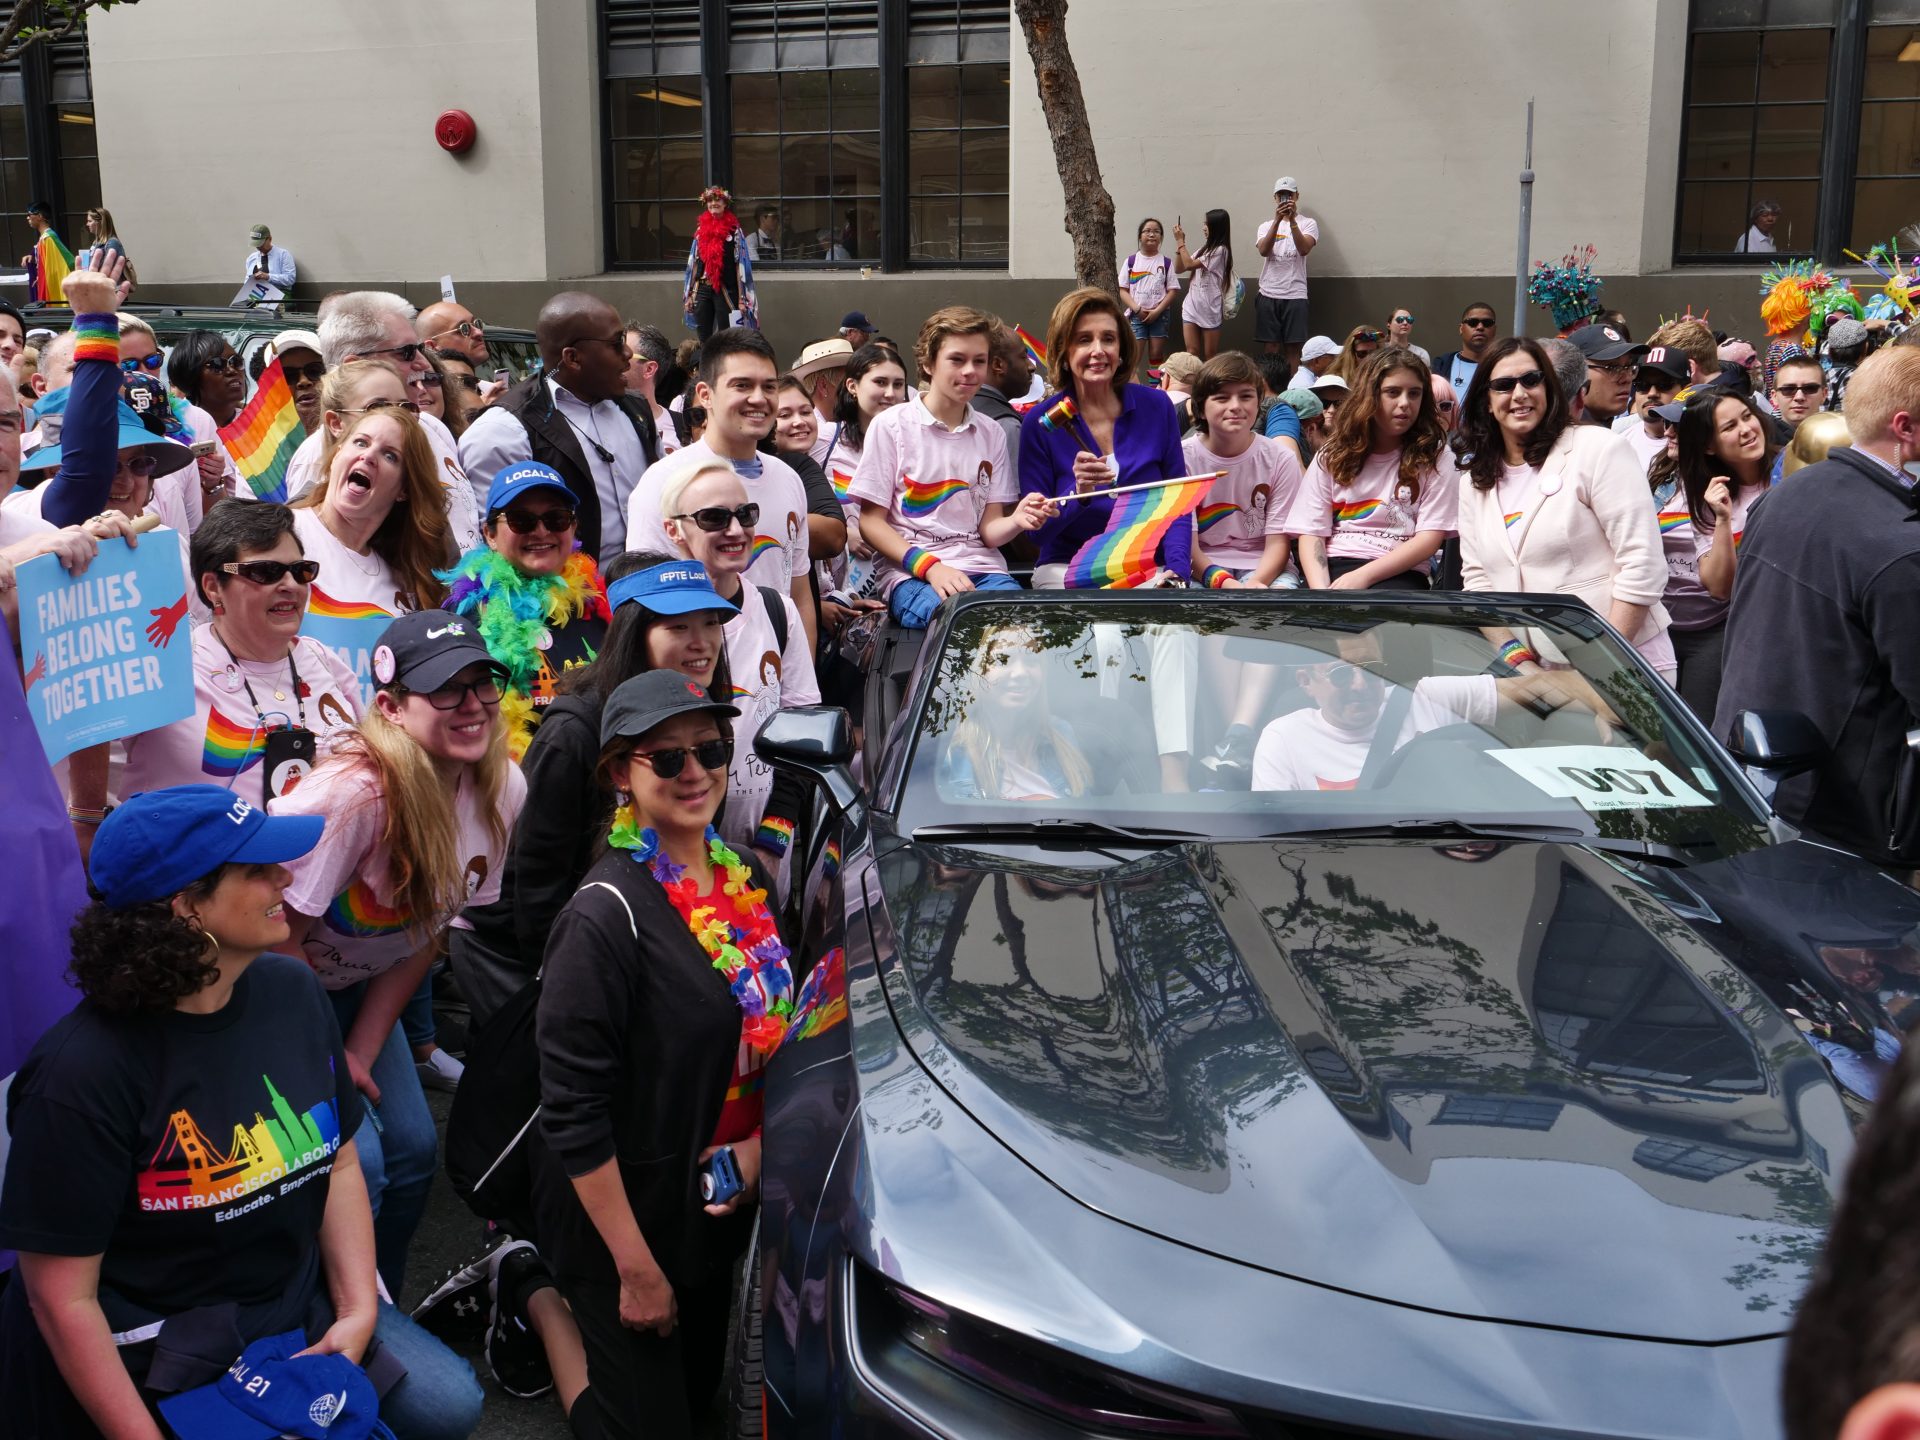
[1456,424,1671,653]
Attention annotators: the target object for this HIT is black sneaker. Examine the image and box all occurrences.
[486,1240,556,1399]
[410,1233,509,1340]
[1201,725,1255,780]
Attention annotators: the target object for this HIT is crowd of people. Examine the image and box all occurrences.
[0,190,1918,1440]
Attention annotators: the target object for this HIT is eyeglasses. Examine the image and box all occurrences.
[567,333,630,356]
[119,353,164,374]
[432,320,485,340]
[672,502,760,533]
[116,453,160,476]
[401,677,503,710]
[407,371,445,390]
[495,506,577,535]
[363,342,428,365]
[348,397,422,415]
[1462,317,1497,329]
[201,354,246,374]
[281,361,327,385]
[1590,361,1637,378]
[448,374,483,393]
[630,736,733,779]
[1435,399,1455,413]
[1776,382,1825,397]
[219,559,320,585]
[1488,369,1545,394]
[1313,663,1385,689]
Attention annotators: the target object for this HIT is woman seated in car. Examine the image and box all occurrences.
[938,623,1094,802]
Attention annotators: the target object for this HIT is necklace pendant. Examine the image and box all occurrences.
[272,689,288,701]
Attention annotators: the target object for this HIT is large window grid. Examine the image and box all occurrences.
[603,1,704,268]
[1679,0,1920,263]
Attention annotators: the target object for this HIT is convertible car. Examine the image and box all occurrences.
[743,589,1920,1439]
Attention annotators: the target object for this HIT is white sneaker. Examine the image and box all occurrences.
[416,1047,465,1092]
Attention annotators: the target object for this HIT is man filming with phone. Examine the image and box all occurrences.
[1253,176,1319,370]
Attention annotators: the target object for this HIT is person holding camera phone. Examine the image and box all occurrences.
[1252,176,1319,370]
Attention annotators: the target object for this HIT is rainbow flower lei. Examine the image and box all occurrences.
[609,816,795,1052]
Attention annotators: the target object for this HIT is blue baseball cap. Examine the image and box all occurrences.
[607,559,738,618]
[485,459,577,515]
[91,785,324,910]
[21,398,194,476]
[157,1329,395,1440]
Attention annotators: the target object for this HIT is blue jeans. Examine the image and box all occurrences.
[1129,313,1170,341]
[329,986,439,1298]
[400,967,436,1051]
[373,1300,485,1440]
[890,570,1021,628]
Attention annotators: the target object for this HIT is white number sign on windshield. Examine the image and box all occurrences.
[1488,746,1711,812]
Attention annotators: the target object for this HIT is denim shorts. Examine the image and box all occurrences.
[1129,313,1172,341]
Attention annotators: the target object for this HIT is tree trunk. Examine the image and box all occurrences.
[1012,0,1117,296]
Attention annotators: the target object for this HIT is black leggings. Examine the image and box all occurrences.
[1671,622,1726,723]
[1327,556,1431,590]
[691,284,734,342]
[557,1270,734,1440]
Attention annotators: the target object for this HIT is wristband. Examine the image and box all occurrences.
[1497,639,1538,669]
[68,805,108,825]
[903,546,941,581]
[754,815,795,857]
[72,314,119,367]
[1202,565,1234,589]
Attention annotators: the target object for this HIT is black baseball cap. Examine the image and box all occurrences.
[1636,346,1691,385]
[1566,324,1647,365]
[600,670,739,748]
[369,610,507,694]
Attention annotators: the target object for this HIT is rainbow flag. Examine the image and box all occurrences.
[1015,325,1047,372]
[829,465,854,502]
[218,356,306,503]
[31,229,73,306]
[1064,476,1214,589]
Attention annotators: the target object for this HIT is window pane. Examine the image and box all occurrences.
[612,202,667,266]
[910,194,960,262]
[735,135,780,196]
[1689,30,1760,104]
[609,139,653,202]
[829,131,883,195]
[832,67,879,130]
[783,132,831,194]
[1858,98,1920,174]
[734,73,778,133]
[1746,180,1818,247]
[961,194,1008,262]
[779,196,833,257]
[842,201,880,259]
[1853,176,1920,249]
[1758,27,1831,101]
[659,135,705,197]
[1871,0,1920,19]
[1753,103,1825,173]
[961,128,1009,192]
[0,159,27,212]
[909,65,960,128]
[1678,179,1752,251]
[1865,26,1920,98]
[1762,0,1838,23]
[0,105,26,160]
[959,64,1009,126]
[1685,105,1755,177]
[56,108,95,159]
[909,129,961,195]
[656,76,704,135]
[783,70,831,132]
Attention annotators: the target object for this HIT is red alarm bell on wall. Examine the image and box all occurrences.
[435,110,477,155]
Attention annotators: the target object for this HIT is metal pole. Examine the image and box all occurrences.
[1514,99,1535,338]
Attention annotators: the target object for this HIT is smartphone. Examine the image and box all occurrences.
[189,440,218,458]
[701,1146,743,1206]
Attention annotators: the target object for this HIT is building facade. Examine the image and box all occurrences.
[46,0,1920,351]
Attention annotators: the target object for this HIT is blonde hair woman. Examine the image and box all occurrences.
[271,610,525,1294]
[938,623,1092,801]
[294,402,452,615]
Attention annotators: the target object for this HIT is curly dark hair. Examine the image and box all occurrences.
[69,869,224,1012]
[1450,336,1571,491]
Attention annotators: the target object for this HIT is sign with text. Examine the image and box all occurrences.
[16,534,193,762]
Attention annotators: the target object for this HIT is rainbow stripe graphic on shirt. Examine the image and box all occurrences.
[1657,508,1692,534]
[1197,501,1240,533]
[748,535,783,566]
[899,476,969,517]
[829,466,854,502]
[1126,267,1156,284]
[136,1069,343,1213]
[307,586,393,621]
[1503,510,1526,530]
[323,877,411,938]
[1332,498,1382,525]
[201,709,265,777]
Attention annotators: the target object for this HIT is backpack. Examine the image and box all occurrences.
[443,880,638,1232]
[757,584,788,654]
[1222,275,1246,322]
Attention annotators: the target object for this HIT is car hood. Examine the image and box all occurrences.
[877,836,1851,1342]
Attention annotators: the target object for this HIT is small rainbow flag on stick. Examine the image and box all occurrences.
[218,356,306,503]
[1064,474,1216,589]
[1015,325,1047,372]
[32,230,73,306]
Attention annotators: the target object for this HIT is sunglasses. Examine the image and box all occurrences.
[1776,382,1824,397]
[364,341,428,365]
[495,506,576,535]
[1436,399,1456,413]
[119,353,164,374]
[201,354,246,374]
[672,502,761,533]
[350,397,422,415]
[449,374,484,393]
[1488,369,1545,393]
[631,735,733,779]
[219,559,320,585]
[1462,317,1496,329]
[434,320,485,339]
[116,453,160,476]
[408,371,445,390]
[1312,662,1385,689]
[401,676,503,710]
[282,360,327,384]
[1590,361,1637,377]
[1393,314,1413,324]
[1358,330,1382,342]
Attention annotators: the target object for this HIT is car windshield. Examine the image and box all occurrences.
[895,597,1775,860]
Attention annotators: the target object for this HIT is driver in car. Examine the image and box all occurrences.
[1252,634,1616,792]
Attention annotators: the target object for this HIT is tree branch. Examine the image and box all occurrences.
[0,0,133,64]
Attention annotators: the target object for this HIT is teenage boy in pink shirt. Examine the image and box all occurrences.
[848,306,1054,628]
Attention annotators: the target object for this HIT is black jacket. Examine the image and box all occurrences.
[495,379,659,560]
[1714,446,1920,863]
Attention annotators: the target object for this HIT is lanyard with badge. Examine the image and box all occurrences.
[216,634,317,802]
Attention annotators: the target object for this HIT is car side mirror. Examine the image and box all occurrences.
[756,706,861,818]
[1724,709,1826,777]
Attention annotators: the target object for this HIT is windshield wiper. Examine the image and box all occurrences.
[911,817,1204,847]
[1261,817,1694,861]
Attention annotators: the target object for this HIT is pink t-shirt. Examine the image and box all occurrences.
[271,758,526,989]
[846,392,1016,596]
[719,580,821,851]
[1286,446,1459,561]
[1660,481,1762,631]
[1183,432,1302,569]
[1252,676,1497,791]
[119,625,362,802]
[626,440,811,596]
[1495,462,1546,560]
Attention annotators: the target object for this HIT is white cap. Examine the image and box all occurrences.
[1301,335,1340,362]
[271,329,322,358]
[1274,176,1298,194]
[1309,373,1350,393]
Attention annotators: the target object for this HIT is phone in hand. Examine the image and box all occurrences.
[701,1146,743,1206]
[189,440,218,458]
